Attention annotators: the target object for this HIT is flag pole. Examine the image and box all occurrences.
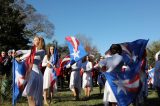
[12,58,15,106]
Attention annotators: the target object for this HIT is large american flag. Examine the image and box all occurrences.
[103,39,148,106]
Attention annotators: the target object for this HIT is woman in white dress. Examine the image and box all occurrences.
[17,36,45,106]
[67,60,82,100]
[42,46,57,105]
[81,56,93,99]
[99,44,123,106]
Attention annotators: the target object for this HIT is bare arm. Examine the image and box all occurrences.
[17,50,31,60]
[42,55,48,67]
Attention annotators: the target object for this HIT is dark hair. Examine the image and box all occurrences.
[109,44,122,55]
[82,55,92,63]
[47,46,54,61]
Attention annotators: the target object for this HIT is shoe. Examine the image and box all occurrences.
[83,97,88,101]
[74,96,79,101]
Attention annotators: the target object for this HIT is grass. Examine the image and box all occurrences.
[142,89,160,106]
[1,86,160,106]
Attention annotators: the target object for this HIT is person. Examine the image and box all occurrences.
[99,44,123,106]
[4,50,13,78]
[81,56,93,100]
[148,65,154,89]
[11,49,16,58]
[153,54,160,98]
[17,36,45,106]
[42,46,57,105]
[65,67,71,87]
[8,50,12,57]
[66,60,82,100]
[0,51,6,76]
[134,50,148,106]
[92,61,99,87]
[56,55,64,90]
[97,56,106,94]
[0,51,7,100]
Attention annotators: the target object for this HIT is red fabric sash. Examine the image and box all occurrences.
[25,46,36,73]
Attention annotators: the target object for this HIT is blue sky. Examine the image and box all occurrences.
[27,0,160,55]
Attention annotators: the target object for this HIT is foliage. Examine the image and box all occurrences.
[147,40,160,67]
[13,0,54,38]
[0,0,55,52]
[0,0,30,51]
[75,34,101,62]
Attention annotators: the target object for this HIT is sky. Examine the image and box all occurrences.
[27,0,160,55]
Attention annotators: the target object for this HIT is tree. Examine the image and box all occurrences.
[0,0,55,52]
[147,40,160,66]
[75,34,101,61]
[13,0,54,38]
[0,0,30,51]
[58,45,69,58]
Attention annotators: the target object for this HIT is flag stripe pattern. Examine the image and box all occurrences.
[104,39,148,106]
[65,36,88,63]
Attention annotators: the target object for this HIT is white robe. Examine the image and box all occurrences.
[69,61,82,92]
[99,54,123,103]
[81,61,93,89]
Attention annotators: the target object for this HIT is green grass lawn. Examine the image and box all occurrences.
[1,87,160,106]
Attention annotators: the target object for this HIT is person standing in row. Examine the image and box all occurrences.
[81,56,93,100]
[66,60,82,100]
[42,46,57,105]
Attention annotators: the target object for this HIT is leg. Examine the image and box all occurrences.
[99,85,102,94]
[111,102,117,106]
[43,90,49,105]
[84,88,87,96]
[87,87,91,97]
[27,96,36,106]
[71,88,77,97]
[75,87,79,100]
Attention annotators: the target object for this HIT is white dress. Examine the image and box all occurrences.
[42,55,57,90]
[148,68,154,84]
[69,61,82,92]
[81,61,92,89]
[19,48,45,106]
[99,54,123,104]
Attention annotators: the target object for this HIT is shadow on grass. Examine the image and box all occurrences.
[57,87,70,92]
[143,97,160,106]
[89,93,103,100]
[52,93,103,103]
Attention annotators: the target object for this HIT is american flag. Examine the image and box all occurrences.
[12,59,26,105]
[65,36,88,63]
[60,55,70,68]
[102,39,148,106]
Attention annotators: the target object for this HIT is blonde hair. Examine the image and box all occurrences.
[34,35,45,50]
[39,37,45,50]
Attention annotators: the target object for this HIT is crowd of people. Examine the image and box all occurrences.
[0,49,15,77]
[0,36,160,106]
